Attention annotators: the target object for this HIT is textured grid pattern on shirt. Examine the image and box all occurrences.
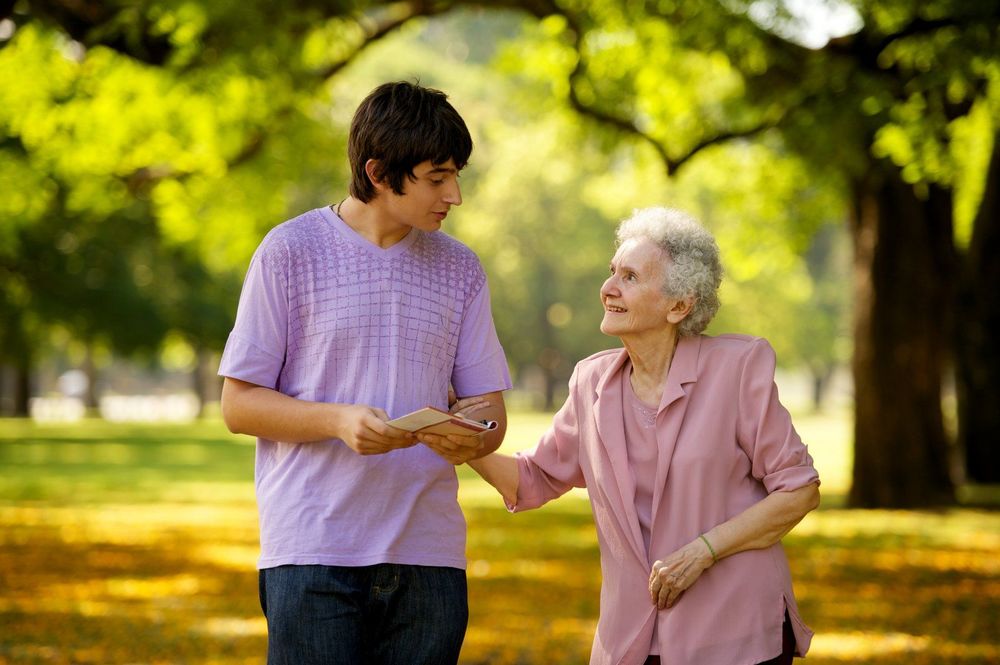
[256,209,486,410]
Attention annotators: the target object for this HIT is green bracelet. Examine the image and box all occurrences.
[699,534,718,563]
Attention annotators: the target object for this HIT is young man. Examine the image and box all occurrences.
[218,81,511,665]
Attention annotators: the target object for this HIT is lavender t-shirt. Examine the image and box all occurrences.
[219,206,511,570]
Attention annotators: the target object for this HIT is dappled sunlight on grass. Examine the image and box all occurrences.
[810,631,999,662]
[1,416,997,664]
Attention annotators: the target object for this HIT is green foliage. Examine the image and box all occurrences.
[443,12,849,394]
[9,0,988,414]
[0,3,858,409]
[666,141,851,371]
[0,13,349,369]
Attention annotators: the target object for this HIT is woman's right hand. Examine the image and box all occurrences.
[649,539,715,609]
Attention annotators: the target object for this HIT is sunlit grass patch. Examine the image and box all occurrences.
[0,415,997,664]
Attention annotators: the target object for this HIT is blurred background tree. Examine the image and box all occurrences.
[0,0,996,507]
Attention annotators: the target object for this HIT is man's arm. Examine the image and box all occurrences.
[415,390,507,464]
[221,377,416,455]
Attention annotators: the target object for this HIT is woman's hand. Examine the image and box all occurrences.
[449,394,491,418]
[648,538,715,609]
[418,394,493,465]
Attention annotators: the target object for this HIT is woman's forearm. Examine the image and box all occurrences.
[467,453,520,507]
[703,482,820,561]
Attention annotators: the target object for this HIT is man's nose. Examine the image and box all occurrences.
[444,179,462,206]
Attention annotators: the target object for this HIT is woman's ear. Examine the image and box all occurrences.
[667,296,695,324]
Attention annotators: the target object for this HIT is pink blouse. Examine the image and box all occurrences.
[621,364,661,657]
[510,335,819,665]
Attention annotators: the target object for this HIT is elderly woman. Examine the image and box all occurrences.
[447,207,820,665]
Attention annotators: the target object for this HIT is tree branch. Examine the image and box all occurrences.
[316,1,453,81]
[0,0,15,22]
[314,0,563,82]
[826,11,1000,77]
[559,7,779,176]
[24,0,174,64]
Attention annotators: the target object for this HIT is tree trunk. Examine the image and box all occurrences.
[810,365,833,413]
[849,172,956,507]
[82,345,99,412]
[192,347,223,418]
[14,360,30,417]
[955,136,1000,483]
[192,347,208,418]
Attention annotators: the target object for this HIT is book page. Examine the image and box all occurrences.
[387,407,496,435]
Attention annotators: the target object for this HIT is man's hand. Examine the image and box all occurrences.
[336,405,416,455]
[426,390,506,464]
[417,431,486,465]
[417,394,493,464]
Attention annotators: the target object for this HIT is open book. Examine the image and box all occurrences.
[387,406,497,436]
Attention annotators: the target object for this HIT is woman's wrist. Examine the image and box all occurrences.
[698,533,719,566]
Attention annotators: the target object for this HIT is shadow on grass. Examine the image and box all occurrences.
[0,419,997,664]
[0,526,265,664]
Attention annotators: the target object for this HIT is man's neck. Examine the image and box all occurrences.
[337,197,412,249]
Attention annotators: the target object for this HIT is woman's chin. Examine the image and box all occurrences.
[599,320,621,337]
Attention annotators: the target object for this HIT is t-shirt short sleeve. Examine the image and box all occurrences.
[451,278,512,397]
[218,251,288,389]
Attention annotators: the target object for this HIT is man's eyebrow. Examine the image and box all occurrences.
[427,166,457,174]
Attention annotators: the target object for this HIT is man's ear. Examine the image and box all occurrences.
[365,159,388,193]
[667,296,695,324]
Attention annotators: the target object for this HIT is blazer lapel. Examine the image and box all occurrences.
[650,336,701,535]
[592,349,648,567]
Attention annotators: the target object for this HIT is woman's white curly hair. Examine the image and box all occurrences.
[615,207,723,337]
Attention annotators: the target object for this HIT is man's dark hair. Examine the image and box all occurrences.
[348,81,473,202]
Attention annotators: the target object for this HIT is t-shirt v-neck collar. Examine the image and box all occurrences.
[319,205,420,258]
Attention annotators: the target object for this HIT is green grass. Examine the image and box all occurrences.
[0,413,997,665]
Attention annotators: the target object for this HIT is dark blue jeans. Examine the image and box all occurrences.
[259,564,468,665]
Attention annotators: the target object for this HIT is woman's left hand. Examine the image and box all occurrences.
[649,538,715,609]
[449,394,490,418]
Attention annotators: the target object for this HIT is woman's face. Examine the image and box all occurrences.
[599,237,686,339]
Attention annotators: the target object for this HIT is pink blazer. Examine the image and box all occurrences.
[511,334,819,665]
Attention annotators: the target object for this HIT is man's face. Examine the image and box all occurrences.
[383,159,463,233]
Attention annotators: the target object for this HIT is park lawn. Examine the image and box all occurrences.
[0,414,997,665]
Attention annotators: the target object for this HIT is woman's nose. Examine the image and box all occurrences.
[600,275,618,297]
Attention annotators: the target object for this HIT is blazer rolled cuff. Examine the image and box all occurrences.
[761,464,820,494]
[507,453,546,513]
